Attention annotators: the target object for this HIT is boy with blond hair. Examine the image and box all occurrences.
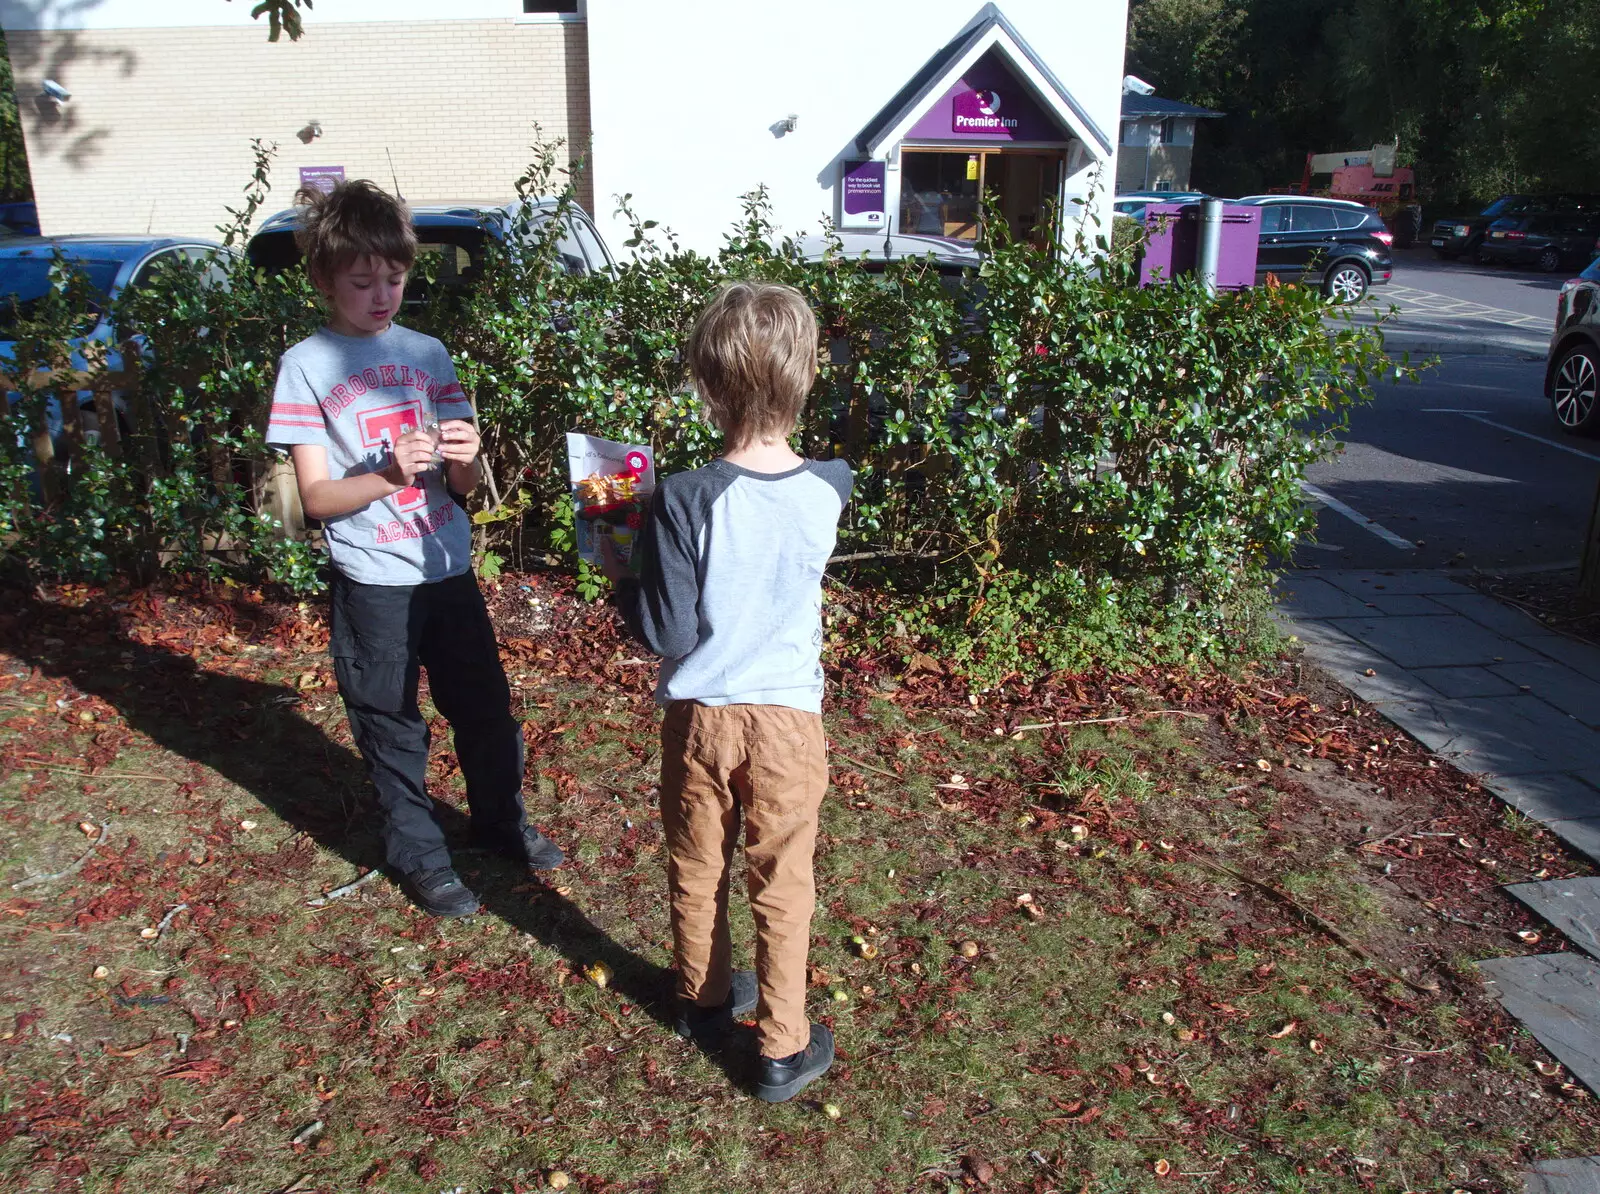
[266,180,564,918]
[602,281,851,1102]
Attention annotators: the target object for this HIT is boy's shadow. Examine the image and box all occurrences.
[1,586,758,1087]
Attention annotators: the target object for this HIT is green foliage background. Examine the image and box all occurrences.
[0,143,1389,682]
[1128,0,1600,211]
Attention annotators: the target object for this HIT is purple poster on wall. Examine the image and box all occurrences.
[299,165,345,195]
[840,160,886,229]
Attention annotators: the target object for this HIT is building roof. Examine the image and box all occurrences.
[1120,94,1223,120]
[855,3,1113,157]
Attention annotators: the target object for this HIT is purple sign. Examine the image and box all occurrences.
[299,165,345,195]
[1138,203,1262,290]
[905,50,1064,143]
[840,160,886,228]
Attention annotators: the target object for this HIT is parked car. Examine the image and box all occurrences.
[1545,255,1600,434]
[246,198,615,300]
[1477,211,1600,272]
[0,202,41,237]
[1431,193,1600,261]
[795,231,982,279]
[1113,191,1208,222]
[0,235,227,455]
[1232,196,1394,302]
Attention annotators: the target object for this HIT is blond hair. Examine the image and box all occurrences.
[686,281,819,445]
[293,179,416,288]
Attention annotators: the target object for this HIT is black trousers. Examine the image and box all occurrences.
[329,570,526,875]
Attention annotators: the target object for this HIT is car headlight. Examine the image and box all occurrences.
[1455,225,1471,237]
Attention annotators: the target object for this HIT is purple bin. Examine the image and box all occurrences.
[1137,203,1261,289]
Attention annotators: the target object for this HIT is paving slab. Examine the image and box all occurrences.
[1545,819,1600,868]
[1409,666,1522,699]
[1376,695,1600,776]
[1486,774,1600,826]
[1430,591,1548,638]
[1318,570,1469,597]
[1504,878,1600,962]
[1324,614,1544,669]
[1275,577,1387,620]
[1525,1156,1600,1194]
[1489,660,1600,727]
[1288,622,1442,705]
[1520,634,1600,685]
[1477,952,1600,1096]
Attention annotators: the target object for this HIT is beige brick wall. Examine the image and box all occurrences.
[6,18,592,239]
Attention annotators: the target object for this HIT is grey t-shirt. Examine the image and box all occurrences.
[265,324,475,586]
[615,458,853,713]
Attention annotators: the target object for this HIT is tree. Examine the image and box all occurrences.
[234,0,314,42]
[0,31,30,201]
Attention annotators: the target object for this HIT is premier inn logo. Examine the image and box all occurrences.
[953,88,1019,131]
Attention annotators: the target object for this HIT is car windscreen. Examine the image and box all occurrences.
[1580,257,1600,283]
[0,257,120,335]
[1481,196,1536,217]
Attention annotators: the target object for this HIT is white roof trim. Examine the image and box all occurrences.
[864,23,1111,160]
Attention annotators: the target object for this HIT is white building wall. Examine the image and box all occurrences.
[587,0,1128,256]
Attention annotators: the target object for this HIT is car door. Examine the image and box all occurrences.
[1284,203,1338,279]
[568,214,615,275]
[1254,204,1295,279]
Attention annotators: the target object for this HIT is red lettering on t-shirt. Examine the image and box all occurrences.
[357,399,428,512]
[380,364,400,388]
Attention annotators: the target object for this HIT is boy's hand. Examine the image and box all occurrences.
[597,537,632,582]
[437,419,481,465]
[383,427,440,488]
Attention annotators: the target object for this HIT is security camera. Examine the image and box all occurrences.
[41,79,70,102]
[1122,74,1156,97]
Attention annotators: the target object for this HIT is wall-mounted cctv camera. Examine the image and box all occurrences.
[297,120,323,144]
[41,79,70,102]
[1122,74,1156,96]
[769,114,799,138]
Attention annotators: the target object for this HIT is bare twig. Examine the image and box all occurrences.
[1011,709,1208,733]
[306,869,383,907]
[828,549,943,564]
[154,903,189,936]
[12,821,109,890]
[1185,853,1440,997]
[831,751,905,782]
[19,762,181,784]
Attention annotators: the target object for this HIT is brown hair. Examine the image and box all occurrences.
[686,281,819,445]
[293,179,416,289]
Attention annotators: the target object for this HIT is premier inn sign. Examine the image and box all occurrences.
[952,89,1020,133]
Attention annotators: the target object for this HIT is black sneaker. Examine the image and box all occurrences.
[755,1023,834,1103]
[478,825,565,871]
[674,969,758,1048]
[402,866,479,918]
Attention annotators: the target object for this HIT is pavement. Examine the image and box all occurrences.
[1279,571,1600,1191]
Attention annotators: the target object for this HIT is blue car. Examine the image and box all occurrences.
[1,235,226,455]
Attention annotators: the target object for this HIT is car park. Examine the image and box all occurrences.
[1431,193,1600,261]
[1545,255,1600,434]
[1112,191,1208,222]
[1232,195,1394,302]
[1477,211,1600,272]
[246,199,615,300]
[0,235,227,455]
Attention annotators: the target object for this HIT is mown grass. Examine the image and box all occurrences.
[0,584,1595,1194]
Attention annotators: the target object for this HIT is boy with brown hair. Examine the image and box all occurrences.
[601,281,852,1102]
[266,179,564,918]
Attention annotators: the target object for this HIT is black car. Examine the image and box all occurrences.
[1478,211,1600,272]
[246,198,614,301]
[1431,193,1600,260]
[1234,196,1394,302]
[1546,255,1600,434]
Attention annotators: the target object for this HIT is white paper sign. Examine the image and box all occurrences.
[565,432,656,565]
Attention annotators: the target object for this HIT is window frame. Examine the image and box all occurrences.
[517,0,585,22]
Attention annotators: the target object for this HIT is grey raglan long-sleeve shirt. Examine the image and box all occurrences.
[614,458,853,714]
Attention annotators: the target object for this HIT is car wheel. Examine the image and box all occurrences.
[1538,247,1563,273]
[1323,262,1369,304]
[1551,343,1600,434]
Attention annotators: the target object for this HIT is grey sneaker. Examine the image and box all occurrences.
[674,970,758,1048]
[402,866,479,918]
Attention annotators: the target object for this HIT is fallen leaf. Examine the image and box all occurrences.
[1517,930,1541,944]
[1268,1021,1298,1039]
[958,940,980,958]
[1309,1039,1324,1054]
[238,820,257,831]
[823,1102,842,1120]
[1535,1060,1562,1077]
[77,821,96,836]
[1255,759,1273,772]
[963,1153,995,1185]
[91,965,109,980]
[221,1112,245,1130]
[1154,1159,1172,1177]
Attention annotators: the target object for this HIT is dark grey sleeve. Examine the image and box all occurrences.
[612,477,710,660]
[813,458,854,506]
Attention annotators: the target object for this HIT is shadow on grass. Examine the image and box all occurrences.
[1,584,759,1089]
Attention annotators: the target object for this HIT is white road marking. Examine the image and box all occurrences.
[1385,284,1551,329]
[1299,481,1417,551]
[1420,408,1490,413]
[1454,413,1600,463]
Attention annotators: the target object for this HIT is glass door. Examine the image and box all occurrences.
[898,148,1064,243]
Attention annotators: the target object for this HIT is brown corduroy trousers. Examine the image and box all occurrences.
[659,699,828,1059]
